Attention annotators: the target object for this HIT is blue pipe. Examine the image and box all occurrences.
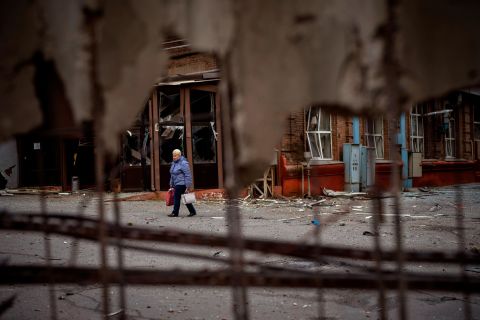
[353,116,360,144]
[399,113,412,188]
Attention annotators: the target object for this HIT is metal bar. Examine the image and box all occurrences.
[423,109,453,117]
[373,195,386,320]
[221,57,250,319]
[312,211,324,319]
[455,186,472,320]
[384,0,407,317]
[39,165,58,320]
[113,192,126,320]
[84,4,110,318]
[1,266,479,292]
[2,213,480,265]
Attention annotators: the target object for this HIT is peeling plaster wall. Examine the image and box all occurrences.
[1,0,480,188]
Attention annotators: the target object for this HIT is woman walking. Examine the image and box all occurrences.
[168,149,197,217]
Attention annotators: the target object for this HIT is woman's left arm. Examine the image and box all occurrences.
[182,161,193,189]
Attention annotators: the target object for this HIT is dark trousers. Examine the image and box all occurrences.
[172,185,196,215]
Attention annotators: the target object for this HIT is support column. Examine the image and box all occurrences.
[151,89,160,191]
[400,113,411,188]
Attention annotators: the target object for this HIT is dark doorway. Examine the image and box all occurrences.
[189,88,219,189]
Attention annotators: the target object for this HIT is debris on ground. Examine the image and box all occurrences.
[322,188,367,198]
[0,190,13,196]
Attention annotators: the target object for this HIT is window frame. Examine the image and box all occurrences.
[474,105,480,141]
[444,115,456,159]
[305,106,333,160]
[410,105,424,156]
[364,117,384,159]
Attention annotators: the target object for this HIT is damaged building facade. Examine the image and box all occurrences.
[279,89,480,196]
[4,44,479,195]
[5,44,480,195]
[110,39,223,192]
[3,39,222,193]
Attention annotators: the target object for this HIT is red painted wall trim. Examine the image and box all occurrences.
[413,160,477,187]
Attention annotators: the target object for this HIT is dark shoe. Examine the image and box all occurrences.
[167,213,178,217]
[187,212,196,217]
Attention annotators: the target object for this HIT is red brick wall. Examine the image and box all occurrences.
[281,110,305,164]
[280,109,353,164]
[167,53,218,77]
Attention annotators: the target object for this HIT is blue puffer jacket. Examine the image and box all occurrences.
[169,156,193,188]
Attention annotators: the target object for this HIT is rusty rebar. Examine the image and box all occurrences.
[113,192,126,320]
[84,3,110,317]
[372,195,386,320]
[383,0,407,317]
[1,212,479,265]
[455,185,472,320]
[221,49,249,319]
[1,265,479,292]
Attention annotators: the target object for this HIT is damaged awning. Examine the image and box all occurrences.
[155,79,218,87]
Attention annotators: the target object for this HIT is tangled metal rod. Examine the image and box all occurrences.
[0,212,478,266]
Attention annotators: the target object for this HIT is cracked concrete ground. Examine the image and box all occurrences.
[0,184,479,319]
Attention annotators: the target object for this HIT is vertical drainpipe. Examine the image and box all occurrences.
[400,113,412,189]
[353,116,360,144]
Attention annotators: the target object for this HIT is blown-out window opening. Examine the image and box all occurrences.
[306,106,332,160]
[445,116,456,159]
[410,105,424,156]
[364,117,384,159]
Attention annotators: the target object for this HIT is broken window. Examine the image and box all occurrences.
[123,107,150,167]
[474,105,480,141]
[159,126,184,164]
[306,106,332,159]
[190,90,217,163]
[192,125,216,163]
[444,113,456,158]
[191,90,215,122]
[123,129,142,166]
[410,105,424,155]
[158,86,183,123]
[365,117,384,159]
[158,86,185,164]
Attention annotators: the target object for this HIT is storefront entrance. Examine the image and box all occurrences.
[152,82,223,191]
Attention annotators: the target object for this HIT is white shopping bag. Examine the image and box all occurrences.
[181,192,196,204]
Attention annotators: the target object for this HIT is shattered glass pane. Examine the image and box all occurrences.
[159,86,183,123]
[191,90,214,122]
[411,116,418,136]
[192,125,216,163]
[320,133,332,159]
[374,136,384,159]
[319,110,331,131]
[374,117,383,134]
[307,106,320,131]
[123,128,142,166]
[307,132,321,158]
[160,126,184,164]
[306,106,332,159]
